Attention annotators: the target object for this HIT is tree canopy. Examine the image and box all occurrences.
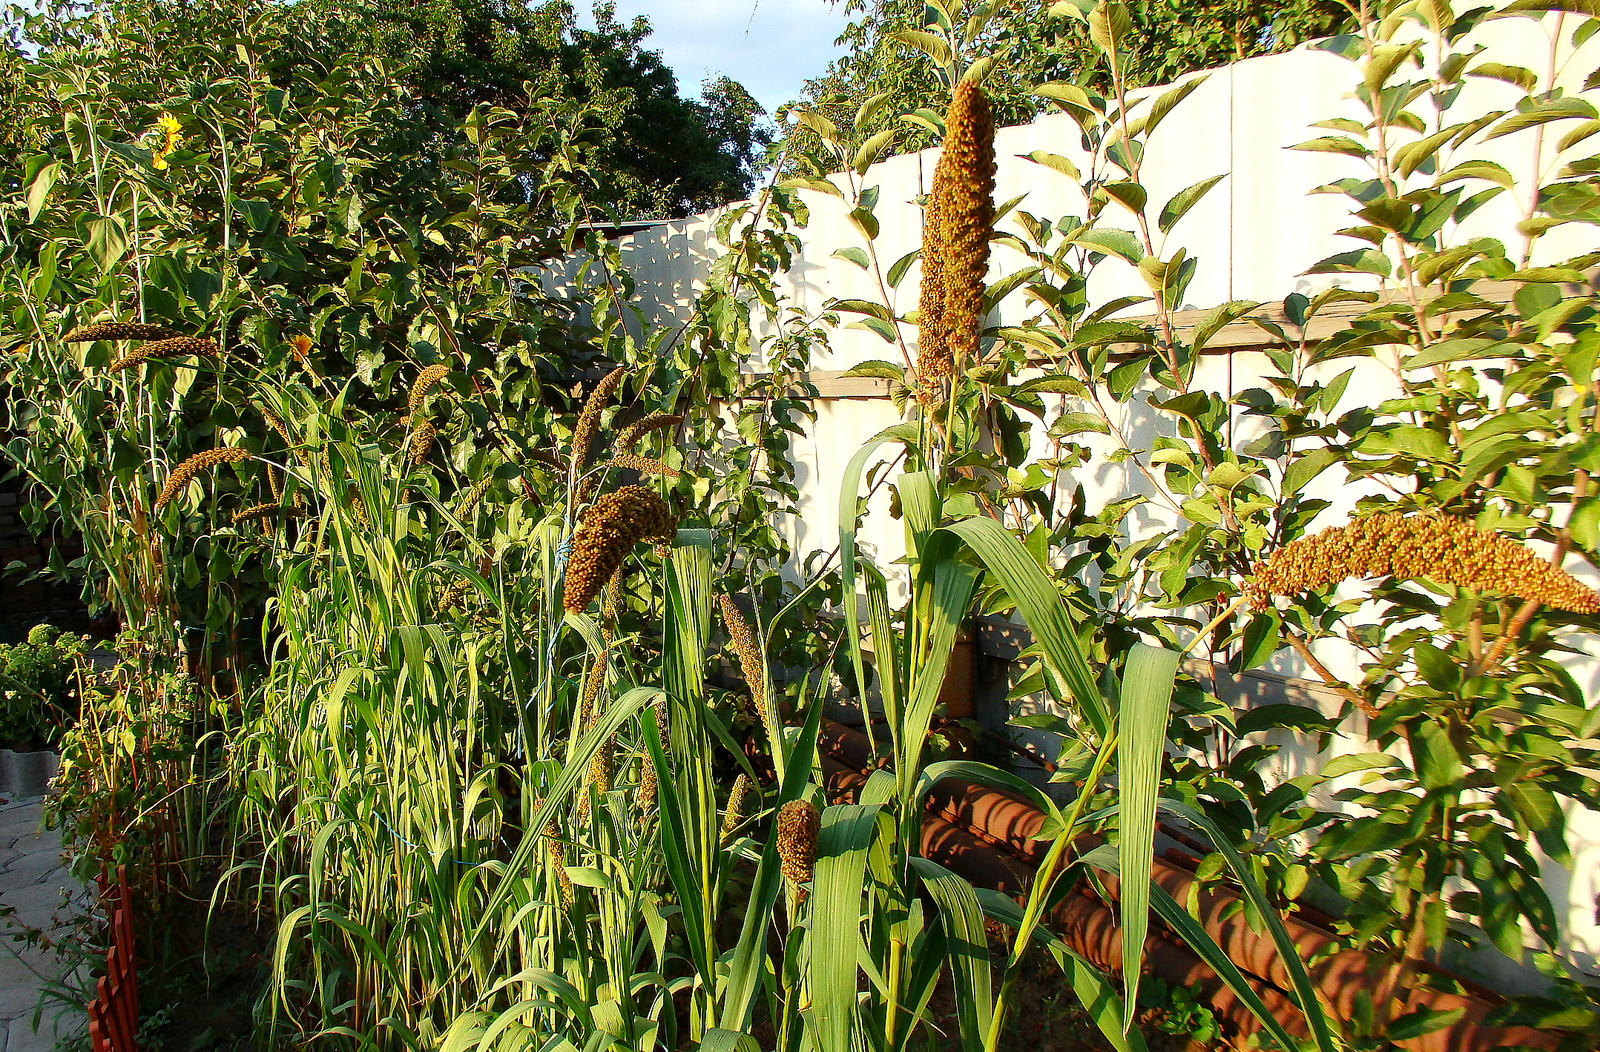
[2,0,772,217]
[795,0,1353,157]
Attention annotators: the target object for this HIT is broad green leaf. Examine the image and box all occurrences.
[1034,81,1098,114]
[1410,722,1464,792]
[832,247,870,269]
[1468,62,1537,91]
[25,160,57,224]
[1190,300,1262,354]
[1291,136,1371,158]
[1020,150,1081,181]
[1088,0,1133,56]
[840,360,906,382]
[1387,1007,1466,1040]
[84,216,128,275]
[889,29,954,67]
[1131,75,1207,139]
[829,298,895,322]
[1282,446,1342,497]
[853,128,896,174]
[887,248,920,289]
[793,108,841,144]
[1321,752,1400,778]
[1304,248,1391,277]
[1070,227,1143,263]
[1158,174,1225,233]
[1485,97,1597,141]
[1436,159,1515,190]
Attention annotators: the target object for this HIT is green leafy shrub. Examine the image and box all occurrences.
[0,623,88,749]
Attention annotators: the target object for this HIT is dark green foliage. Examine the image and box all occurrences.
[0,624,87,748]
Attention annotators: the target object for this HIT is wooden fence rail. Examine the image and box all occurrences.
[87,865,138,1052]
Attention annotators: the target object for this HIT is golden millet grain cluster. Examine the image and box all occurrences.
[562,485,676,612]
[536,802,573,909]
[408,364,451,415]
[570,367,627,475]
[456,476,495,519]
[604,454,679,478]
[1246,512,1600,613]
[578,730,615,822]
[638,753,658,813]
[409,421,437,462]
[776,799,821,894]
[434,582,469,614]
[64,322,181,343]
[232,502,300,525]
[720,595,778,748]
[917,80,995,402]
[574,653,608,739]
[107,336,219,373]
[155,447,251,510]
[618,413,682,452]
[721,773,756,840]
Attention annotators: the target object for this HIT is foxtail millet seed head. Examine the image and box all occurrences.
[618,413,682,452]
[232,502,285,524]
[721,773,756,840]
[63,322,181,343]
[258,407,293,449]
[1246,512,1600,613]
[577,731,615,821]
[106,336,219,373]
[918,79,995,405]
[434,582,468,613]
[720,594,776,746]
[456,476,495,519]
[409,420,437,462]
[639,755,658,813]
[570,367,627,475]
[408,364,451,415]
[776,799,821,894]
[575,652,608,732]
[155,447,252,511]
[561,485,676,612]
[601,455,679,478]
[538,811,573,909]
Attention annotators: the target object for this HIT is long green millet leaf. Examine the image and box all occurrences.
[1156,799,1341,1052]
[810,803,881,1052]
[1117,643,1179,1031]
[941,517,1110,737]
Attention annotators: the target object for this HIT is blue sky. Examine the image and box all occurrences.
[576,0,857,117]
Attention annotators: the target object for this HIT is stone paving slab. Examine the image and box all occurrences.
[0,795,86,1052]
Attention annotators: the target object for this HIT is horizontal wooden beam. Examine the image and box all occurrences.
[740,271,1597,400]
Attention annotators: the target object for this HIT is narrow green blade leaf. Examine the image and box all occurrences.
[942,517,1109,737]
[974,890,1145,1052]
[1157,799,1340,1052]
[1117,644,1179,1030]
[910,858,992,1052]
[810,804,881,1052]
